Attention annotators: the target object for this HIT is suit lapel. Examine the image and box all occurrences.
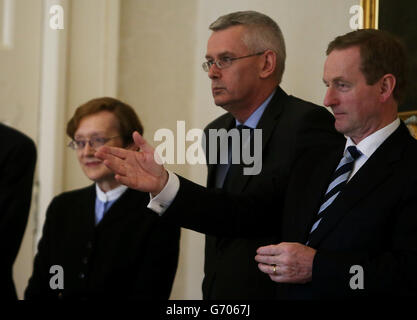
[256,87,286,152]
[307,124,408,248]
[78,185,96,229]
[224,87,287,192]
[206,115,235,188]
[98,188,134,226]
[289,145,345,242]
[97,188,150,228]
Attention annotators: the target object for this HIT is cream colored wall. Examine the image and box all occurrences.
[117,0,202,299]
[64,0,120,191]
[3,0,359,300]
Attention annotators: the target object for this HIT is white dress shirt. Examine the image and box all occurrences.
[345,118,400,180]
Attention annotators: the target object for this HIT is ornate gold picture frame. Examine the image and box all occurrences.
[361,0,417,138]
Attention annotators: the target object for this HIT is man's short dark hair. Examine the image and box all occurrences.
[327,29,408,104]
[209,11,286,83]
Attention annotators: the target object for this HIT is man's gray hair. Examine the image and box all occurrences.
[209,11,286,83]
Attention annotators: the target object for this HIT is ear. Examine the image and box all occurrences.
[259,50,276,79]
[379,74,396,103]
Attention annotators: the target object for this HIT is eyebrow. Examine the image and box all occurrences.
[74,131,106,139]
[323,76,348,85]
[205,51,235,60]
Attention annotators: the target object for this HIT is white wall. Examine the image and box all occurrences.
[117,0,202,299]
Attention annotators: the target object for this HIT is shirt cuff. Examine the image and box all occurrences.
[147,170,180,215]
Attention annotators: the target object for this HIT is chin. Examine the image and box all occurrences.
[82,167,106,182]
[213,97,227,107]
[334,120,349,134]
[85,173,104,183]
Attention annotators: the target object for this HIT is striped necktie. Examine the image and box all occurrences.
[307,146,362,241]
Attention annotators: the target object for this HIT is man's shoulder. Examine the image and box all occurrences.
[0,124,36,168]
[204,112,234,131]
[0,123,34,143]
[400,132,417,163]
[262,91,335,133]
[264,87,332,123]
[202,90,332,131]
[279,94,328,116]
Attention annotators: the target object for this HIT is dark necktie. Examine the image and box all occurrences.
[221,124,253,191]
[307,146,362,241]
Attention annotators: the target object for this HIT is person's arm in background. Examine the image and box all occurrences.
[0,125,36,299]
[24,198,59,300]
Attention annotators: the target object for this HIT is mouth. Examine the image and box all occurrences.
[212,87,226,95]
[84,160,102,167]
[332,109,346,117]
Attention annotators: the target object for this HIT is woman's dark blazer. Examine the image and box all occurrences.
[25,185,180,300]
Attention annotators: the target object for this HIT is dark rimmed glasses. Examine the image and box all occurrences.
[202,51,266,72]
[68,136,120,150]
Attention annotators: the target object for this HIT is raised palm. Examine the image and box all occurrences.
[95,131,168,194]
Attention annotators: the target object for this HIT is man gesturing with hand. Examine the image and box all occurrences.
[97,29,417,299]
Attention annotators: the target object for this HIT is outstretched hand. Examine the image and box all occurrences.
[95,131,168,195]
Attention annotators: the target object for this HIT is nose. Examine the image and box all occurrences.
[323,86,338,108]
[80,142,95,156]
[208,63,221,80]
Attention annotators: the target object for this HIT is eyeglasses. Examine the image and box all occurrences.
[68,136,120,150]
[202,51,266,72]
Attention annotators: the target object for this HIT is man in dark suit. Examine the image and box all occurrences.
[25,97,180,300]
[200,11,343,299]
[0,123,36,300]
[96,29,417,298]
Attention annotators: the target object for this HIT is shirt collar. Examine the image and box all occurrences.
[96,184,128,203]
[345,118,400,158]
[236,88,276,129]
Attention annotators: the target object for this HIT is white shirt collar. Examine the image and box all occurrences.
[345,118,400,158]
[95,184,128,202]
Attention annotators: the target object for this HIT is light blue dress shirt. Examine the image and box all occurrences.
[95,184,128,225]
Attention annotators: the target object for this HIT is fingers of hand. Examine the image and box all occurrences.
[115,174,133,188]
[133,131,154,154]
[256,243,283,255]
[258,262,281,279]
[103,156,128,176]
[255,252,279,265]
